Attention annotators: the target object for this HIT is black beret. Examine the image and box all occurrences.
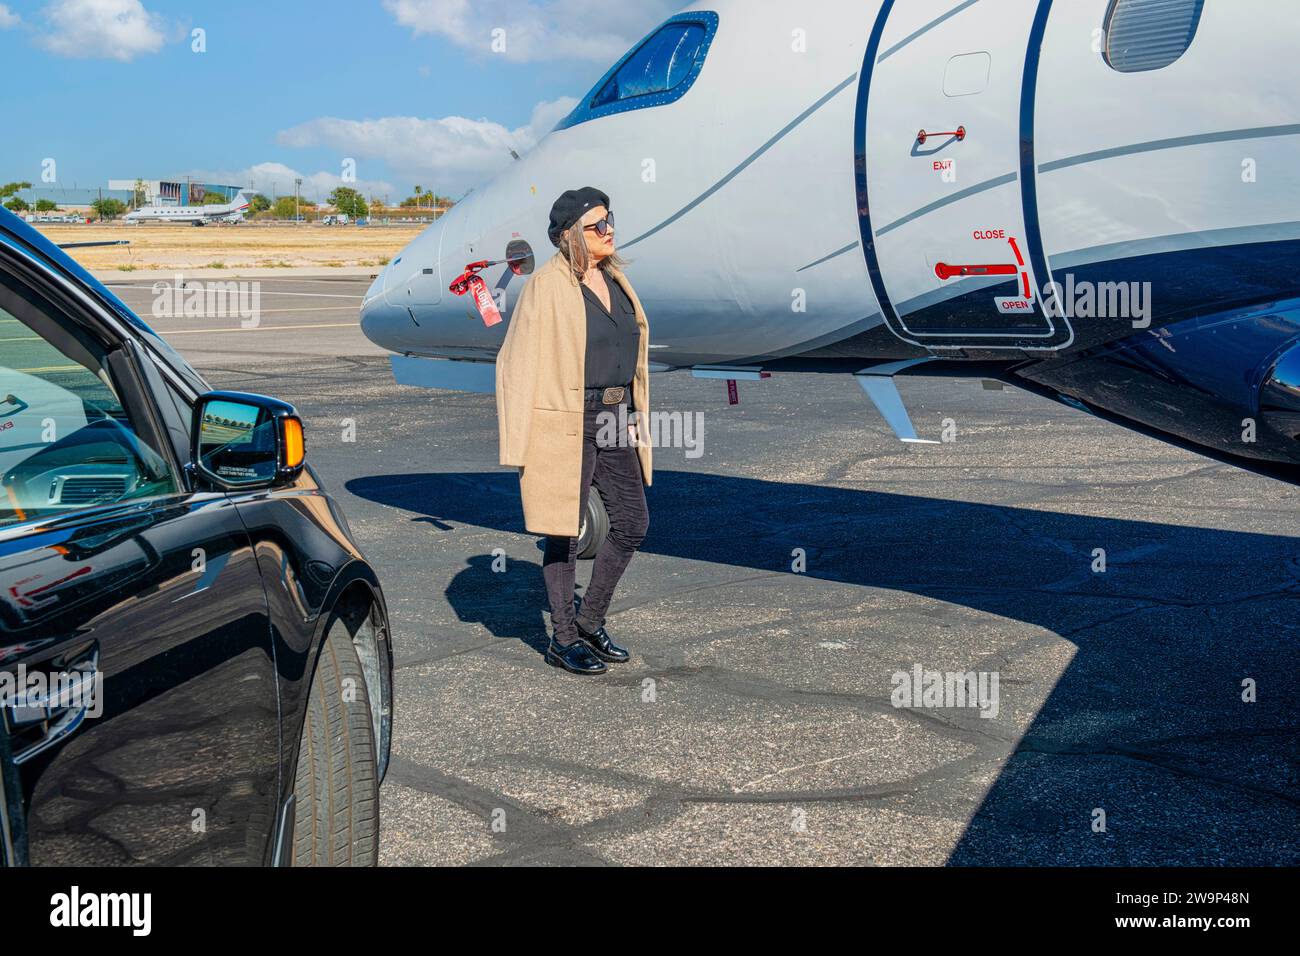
[548,186,611,247]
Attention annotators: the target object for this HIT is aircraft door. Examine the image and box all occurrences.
[861,0,1069,350]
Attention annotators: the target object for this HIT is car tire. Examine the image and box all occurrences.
[291,616,379,866]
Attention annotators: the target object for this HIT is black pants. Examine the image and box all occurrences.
[543,393,649,644]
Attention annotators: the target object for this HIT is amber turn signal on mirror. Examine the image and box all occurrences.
[281,416,305,469]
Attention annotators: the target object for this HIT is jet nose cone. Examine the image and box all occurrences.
[360,268,393,347]
[360,215,451,353]
[362,270,385,310]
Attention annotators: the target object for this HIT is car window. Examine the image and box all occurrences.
[0,294,180,529]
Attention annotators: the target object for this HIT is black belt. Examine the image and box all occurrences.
[585,385,629,405]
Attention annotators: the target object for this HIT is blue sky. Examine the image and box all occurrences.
[0,0,682,202]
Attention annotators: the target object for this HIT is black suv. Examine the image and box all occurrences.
[0,208,392,866]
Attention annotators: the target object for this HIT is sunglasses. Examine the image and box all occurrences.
[582,212,615,237]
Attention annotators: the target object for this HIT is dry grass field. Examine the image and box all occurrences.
[33,222,427,272]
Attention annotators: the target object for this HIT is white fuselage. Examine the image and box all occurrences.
[125,196,251,223]
[361,0,1300,367]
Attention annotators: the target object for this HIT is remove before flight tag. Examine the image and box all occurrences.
[468,275,502,327]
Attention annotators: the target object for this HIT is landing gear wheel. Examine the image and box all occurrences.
[291,616,379,866]
[576,490,609,560]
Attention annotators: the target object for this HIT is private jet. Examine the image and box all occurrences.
[124,189,253,226]
[360,0,1300,546]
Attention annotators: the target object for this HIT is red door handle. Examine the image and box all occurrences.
[934,262,1017,281]
[917,126,966,145]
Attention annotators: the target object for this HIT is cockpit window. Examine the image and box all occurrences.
[592,22,708,107]
[553,11,719,131]
[1104,0,1204,73]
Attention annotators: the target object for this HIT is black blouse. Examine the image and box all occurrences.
[582,273,640,392]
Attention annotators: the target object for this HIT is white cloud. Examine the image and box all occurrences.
[182,162,397,206]
[276,96,578,195]
[382,0,681,62]
[0,5,21,29]
[37,0,166,61]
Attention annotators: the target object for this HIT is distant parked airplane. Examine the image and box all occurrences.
[123,190,253,226]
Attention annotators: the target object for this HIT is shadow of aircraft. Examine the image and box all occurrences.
[348,469,1300,865]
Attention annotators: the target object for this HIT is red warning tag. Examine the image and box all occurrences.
[727,379,738,405]
[467,275,502,327]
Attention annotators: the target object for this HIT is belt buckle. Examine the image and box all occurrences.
[601,386,625,405]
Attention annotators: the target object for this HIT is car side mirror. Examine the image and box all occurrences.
[191,391,305,490]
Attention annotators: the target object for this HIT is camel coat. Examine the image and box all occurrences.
[495,251,652,537]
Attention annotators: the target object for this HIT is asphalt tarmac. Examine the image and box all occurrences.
[108,276,1300,866]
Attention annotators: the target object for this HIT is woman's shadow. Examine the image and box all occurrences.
[441,550,574,656]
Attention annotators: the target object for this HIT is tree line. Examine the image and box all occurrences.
[2,179,454,221]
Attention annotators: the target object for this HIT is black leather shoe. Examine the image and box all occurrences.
[545,637,607,675]
[575,621,631,663]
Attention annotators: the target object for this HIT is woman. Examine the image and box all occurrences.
[495,187,652,676]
